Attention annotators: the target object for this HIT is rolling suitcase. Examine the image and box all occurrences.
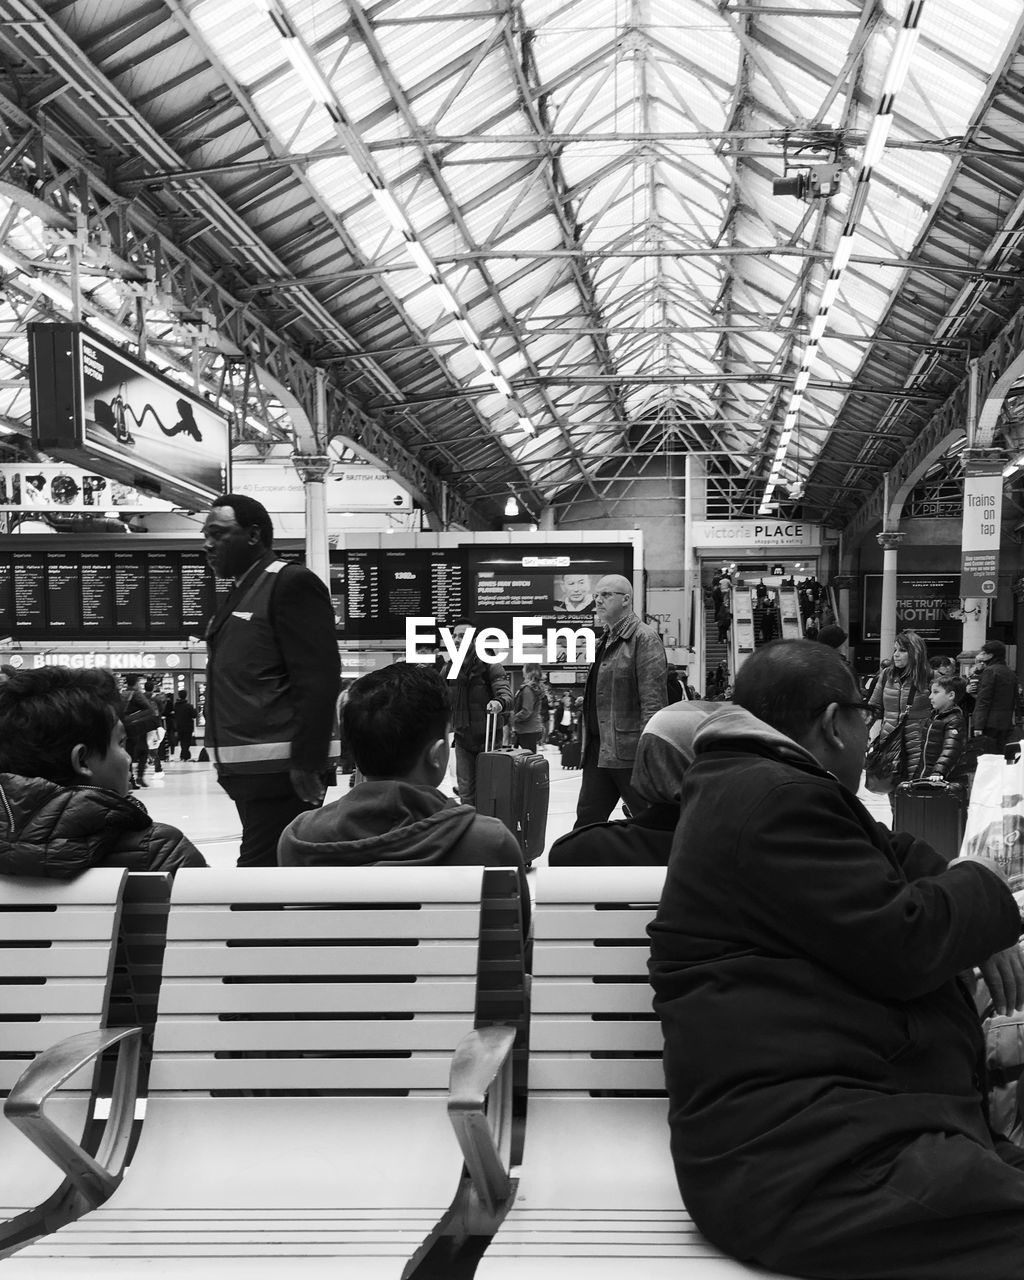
[561,739,582,769]
[892,779,966,861]
[476,713,550,865]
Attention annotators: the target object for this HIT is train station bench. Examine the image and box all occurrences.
[0,869,141,1254]
[3,865,522,1277]
[472,866,791,1279]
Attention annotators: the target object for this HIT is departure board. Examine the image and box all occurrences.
[0,547,229,639]
[0,541,634,644]
[330,543,631,641]
[331,547,466,640]
[81,553,115,631]
[381,549,464,631]
[46,554,82,631]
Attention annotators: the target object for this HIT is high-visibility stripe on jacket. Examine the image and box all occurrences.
[205,558,340,776]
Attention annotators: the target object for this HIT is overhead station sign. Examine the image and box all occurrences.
[28,322,230,510]
[960,461,1003,597]
[691,521,821,548]
[233,462,411,512]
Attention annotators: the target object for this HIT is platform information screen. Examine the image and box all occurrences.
[0,548,233,640]
[330,542,632,641]
[0,541,634,646]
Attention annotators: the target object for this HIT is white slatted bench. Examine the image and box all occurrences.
[474,867,792,1279]
[4,866,520,1277]
[0,869,140,1253]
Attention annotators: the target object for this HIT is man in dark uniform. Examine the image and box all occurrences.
[203,494,340,867]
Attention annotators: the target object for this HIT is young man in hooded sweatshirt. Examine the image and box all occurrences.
[278,662,528,929]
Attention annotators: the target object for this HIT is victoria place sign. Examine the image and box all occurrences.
[406,618,596,676]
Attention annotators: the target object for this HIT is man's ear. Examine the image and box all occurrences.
[817,702,845,750]
[69,743,91,779]
[425,737,448,774]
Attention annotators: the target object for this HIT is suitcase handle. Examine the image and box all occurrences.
[485,709,501,753]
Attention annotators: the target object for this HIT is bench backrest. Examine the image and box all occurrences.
[148,866,493,1096]
[0,869,127,1096]
[528,866,667,1096]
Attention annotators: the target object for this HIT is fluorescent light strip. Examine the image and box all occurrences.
[831,238,854,273]
[86,314,130,343]
[860,116,894,172]
[370,187,412,239]
[403,239,435,277]
[819,276,841,311]
[283,38,335,103]
[454,317,481,348]
[758,0,924,513]
[431,281,460,315]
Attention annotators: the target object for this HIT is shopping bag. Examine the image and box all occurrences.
[863,711,908,795]
[959,753,1024,891]
[984,1003,1024,1144]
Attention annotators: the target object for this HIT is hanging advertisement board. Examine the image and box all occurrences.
[960,462,1003,597]
[29,322,230,509]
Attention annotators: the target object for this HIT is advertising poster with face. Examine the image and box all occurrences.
[467,546,631,633]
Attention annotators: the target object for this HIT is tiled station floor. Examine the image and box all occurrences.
[139,744,895,869]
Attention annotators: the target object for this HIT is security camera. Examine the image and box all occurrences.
[773,164,841,201]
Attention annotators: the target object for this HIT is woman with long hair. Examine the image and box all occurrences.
[868,629,932,793]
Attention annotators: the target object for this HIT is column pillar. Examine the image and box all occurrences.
[961,599,989,660]
[292,454,332,587]
[876,530,905,663]
[683,454,706,677]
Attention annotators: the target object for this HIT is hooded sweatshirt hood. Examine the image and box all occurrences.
[279,780,481,867]
[690,703,825,774]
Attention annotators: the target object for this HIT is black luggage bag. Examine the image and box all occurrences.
[475,713,550,865]
[892,779,966,862]
[560,739,582,769]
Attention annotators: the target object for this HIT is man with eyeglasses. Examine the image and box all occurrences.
[574,573,668,829]
[650,638,1024,1280]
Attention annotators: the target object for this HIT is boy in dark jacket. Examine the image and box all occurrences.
[279,662,528,930]
[916,673,969,783]
[0,666,206,877]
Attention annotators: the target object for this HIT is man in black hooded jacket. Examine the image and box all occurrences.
[649,639,1024,1279]
[279,662,528,930]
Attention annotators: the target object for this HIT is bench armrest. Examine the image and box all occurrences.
[448,1024,517,1224]
[4,1027,142,1208]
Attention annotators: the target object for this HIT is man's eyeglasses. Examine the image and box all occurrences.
[831,700,881,726]
[594,590,627,601]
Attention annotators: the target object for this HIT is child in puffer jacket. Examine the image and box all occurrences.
[914,673,969,785]
[0,666,207,877]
